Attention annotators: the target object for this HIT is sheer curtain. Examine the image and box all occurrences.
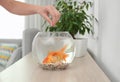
[25,0,56,31]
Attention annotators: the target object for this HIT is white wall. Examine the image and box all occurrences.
[88,0,120,81]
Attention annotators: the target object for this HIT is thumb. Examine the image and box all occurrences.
[42,14,53,26]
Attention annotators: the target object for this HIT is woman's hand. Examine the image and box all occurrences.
[0,0,60,26]
[37,6,60,26]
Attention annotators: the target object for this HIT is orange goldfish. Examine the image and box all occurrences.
[43,45,68,64]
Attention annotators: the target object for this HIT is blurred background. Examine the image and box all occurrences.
[1,0,120,82]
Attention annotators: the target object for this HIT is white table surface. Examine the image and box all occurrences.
[0,52,110,82]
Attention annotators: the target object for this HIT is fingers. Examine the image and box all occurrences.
[42,13,53,26]
[48,6,60,26]
[38,5,60,26]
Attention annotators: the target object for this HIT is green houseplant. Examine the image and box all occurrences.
[45,0,94,39]
[44,0,95,57]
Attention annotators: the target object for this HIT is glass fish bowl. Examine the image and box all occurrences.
[32,32,75,70]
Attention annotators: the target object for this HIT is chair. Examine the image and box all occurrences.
[22,28,40,57]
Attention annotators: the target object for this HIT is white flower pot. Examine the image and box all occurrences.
[74,39,88,57]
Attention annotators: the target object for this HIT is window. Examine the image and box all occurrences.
[0,0,25,39]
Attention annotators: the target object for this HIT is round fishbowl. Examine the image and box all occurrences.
[32,32,75,70]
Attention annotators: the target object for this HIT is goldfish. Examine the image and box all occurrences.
[43,45,68,64]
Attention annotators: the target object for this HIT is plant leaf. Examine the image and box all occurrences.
[74,1,77,6]
[86,4,89,10]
